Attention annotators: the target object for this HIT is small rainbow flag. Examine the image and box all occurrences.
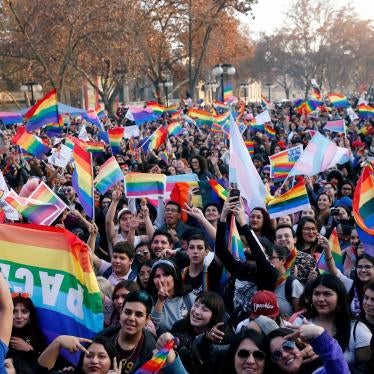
[0,224,103,365]
[140,127,168,153]
[249,120,264,131]
[267,181,311,219]
[84,109,104,131]
[187,108,214,126]
[94,156,124,195]
[146,101,164,116]
[134,338,176,374]
[84,141,106,154]
[108,127,124,154]
[269,145,303,182]
[228,214,246,261]
[24,89,59,131]
[211,123,223,133]
[124,173,166,198]
[167,121,184,137]
[11,126,50,158]
[224,83,234,103]
[0,111,23,125]
[72,143,94,218]
[317,228,343,272]
[5,190,59,225]
[294,99,319,115]
[164,105,179,114]
[265,123,276,138]
[327,93,349,108]
[261,95,271,110]
[244,140,254,155]
[324,119,346,134]
[96,105,107,120]
[213,101,229,111]
[208,179,228,200]
[357,104,374,119]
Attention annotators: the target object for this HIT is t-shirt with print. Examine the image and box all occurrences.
[116,333,144,374]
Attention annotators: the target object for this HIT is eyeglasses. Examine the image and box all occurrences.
[302,227,318,232]
[237,349,266,361]
[357,265,374,270]
[271,340,296,362]
[11,292,30,299]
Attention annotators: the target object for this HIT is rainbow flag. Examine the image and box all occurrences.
[317,228,343,272]
[0,224,103,365]
[44,121,63,137]
[357,104,374,119]
[211,123,223,133]
[261,95,271,110]
[84,109,104,131]
[72,143,94,218]
[265,123,276,138]
[96,105,107,120]
[324,119,346,134]
[187,108,214,126]
[140,127,168,153]
[5,190,60,225]
[146,101,164,116]
[311,89,324,104]
[29,181,68,222]
[64,135,77,150]
[249,120,264,131]
[130,109,157,125]
[108,127,124,154]
[294,99,319,115]
[353,165,374,256]
[128,137,137,153]
[267,181,311,219]
[94,156,124,195]
[228,214,246,261]
[84,141,106,154]
[269,145,303,182]
[12,126,50,158]
[244,140,254,155]
[327,93,349,108]
[167,121,184,137]
[213,111,230,125]
[24,89,59,131]
[170,110,182,121]
[0,111,23,125]
[208,179,228,200]
[159,151,169,165]
[125,173,166,198]
[224,83,234,103]
[213,101,229,111]
[135,338,176,374]
[164,105,179,114]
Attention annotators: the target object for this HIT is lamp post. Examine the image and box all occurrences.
[205,82,218,103]
[161,80,173,107]
[212,64,236,102]
[240,83,250,104]
[264,83,273,102]
[20,82,42,105]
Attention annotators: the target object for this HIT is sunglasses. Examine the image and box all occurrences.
[271,340,296,362]
[11,292,30,299]
[237,349,266,361]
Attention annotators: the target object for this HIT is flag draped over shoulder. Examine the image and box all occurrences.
[267,181,311,219]
[0,224,103,365]
[229,114,266,209]
[288,132,350,177]
[24,89,59,132]
[353,165,374,256]
[72,143,94,218]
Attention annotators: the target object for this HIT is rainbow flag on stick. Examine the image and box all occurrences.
[244,140,254,155]
[108,127,124,154]
[135,339,176,374]
[72,143,94,218]
[267,181,311,219]
[11,126,51,158]
[269,145,303,182]
[187,108,214,126]
[357,104,374,119]
[224,83,234,103]
[213,101,229,111]
[167,121,184,137]
[324,119,346,134]
[0,224,103,365]
[265,123,276,139]
[327,93,349,108]
[125,173,166,198]
[208,179,228,200]
[24,89,59,131]
[94,156,124,195]
[84,141,106,154]
[140,126,168,153]
[317,228,343,272]
[146,101,164,116]
[261,95,271,110]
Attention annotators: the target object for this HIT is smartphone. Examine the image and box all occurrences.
[330,208,340,216]
[219,313,231,331]
[229,188,240,203]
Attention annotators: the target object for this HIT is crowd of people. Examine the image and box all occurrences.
[0,96,374,374]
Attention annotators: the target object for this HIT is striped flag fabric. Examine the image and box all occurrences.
[265,123,276,138]
[269,145,303,182]
[317,228,343,272]
[267,181,311,219]
[357,104,374,119]
[84,109,104,131]
[124,173,166,198]
[167,121,184,137]
[146,101,164,116]
[94,156,124,195]
[0,111,23,125]
[11,126,50,158]
[108,127,124,154]
[72,143,94,218]
[187,108,214,126]
[261,95,271,110]
[327,93,349,108]
[244,140,254,155]
[324,119,346,134]
[140,127,168,153]
[208,179,229,200]
[24,89,59,131]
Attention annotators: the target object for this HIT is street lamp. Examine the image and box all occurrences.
[264,83,273,103]
[20,82,42,106]
[212,64,236,102]
[240,83,250,104]
[161,80,173,107]
[205,82,218,103]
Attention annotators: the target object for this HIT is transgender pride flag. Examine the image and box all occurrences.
[288,132,350,177]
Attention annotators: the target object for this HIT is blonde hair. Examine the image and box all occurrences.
[96,276,113,299]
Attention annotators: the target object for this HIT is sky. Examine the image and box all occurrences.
[241,0,374,37]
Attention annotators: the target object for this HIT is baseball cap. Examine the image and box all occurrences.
[250,290,279,319]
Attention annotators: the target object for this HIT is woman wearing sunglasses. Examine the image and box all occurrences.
[267,320,349,374]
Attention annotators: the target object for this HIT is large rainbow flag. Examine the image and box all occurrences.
[140,127,168,153]
[24,89,59,132]
[0,224,103,365]
[267,181,311,219]
[124,173,166,198]
[11,126,51,158]
[94,156,124,195]
[187,108,214,126]
[72,143,94,218]
[357,104,374,119]
[353,165,374,256]
[327,93,349,108]
[269,145,303,182]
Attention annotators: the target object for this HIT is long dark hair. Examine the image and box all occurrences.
[295,216,319,254]
[147,260,191,299]
[251,207,275,242]
[305,274,351,351]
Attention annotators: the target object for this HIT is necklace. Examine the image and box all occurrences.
[115,331,140,365]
